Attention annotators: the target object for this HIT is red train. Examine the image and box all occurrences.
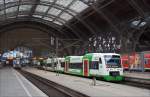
[121,52,150,71]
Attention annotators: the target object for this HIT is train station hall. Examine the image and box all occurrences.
[0,0,150,97]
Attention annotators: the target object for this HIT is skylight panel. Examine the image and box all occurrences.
[69,0,89,13]
[33,15,42,18]
[48,7,61,16]
[0,11,4,15]
[60,12,73,21]
[5,0,19,3]
[40,0,54,2]
[57,19,66,24]
[53,21,63,25]
[66,9,77,16]
[35,5,49,13]
[18,14,28,17]
[19,5,32,11]
[43,17,53,21]
[7,16,16,18]
[0,0,4,4]
[56,0,73,7]
[6,6,18,13]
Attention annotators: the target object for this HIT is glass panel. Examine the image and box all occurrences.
[18,14,28,17]
[7,16,16,18]
[35,5,49,13]
[89,61,99,69]
[33,15,42,18]
[6,6,18,13]
[60,12,73,21]
[5,0,19,3]
[56,0,73,7]
[40,0,54,2]
[132,20,141,26]
[48,7,61,16]
[57,18,65,24]
[69,63,83,69]
[0,11,4,15]
[69,0,89,13]
[67,9,77,16]
[0,0,4,4]
[19,5,32,11]
[53,20,63,25]
[43,17,53,21]
[104,55,121,68]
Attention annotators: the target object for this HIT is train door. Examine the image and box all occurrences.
[65,61,69,72]
[83,59,89,76]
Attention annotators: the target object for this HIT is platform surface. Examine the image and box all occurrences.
[23,67,150,97]
[124,71,150,80]
[0,67,48,97]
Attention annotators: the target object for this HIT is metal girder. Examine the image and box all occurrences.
[81,0,121,36]
[16,0,21,18]
[91,6,121,35]
[72,14,97,35]
[0,14,61,27]
[4,0,6,19]
[58,39,81,52]
[29,0,40,17]
[0,1,77,15]
[74,0,115,23]
[61,1,97,35]
[0,16,81,40]
[0,21,61,37]
[63,24,85,40]
[142,0,150,9]
[52,0,76,22]
[41,0,58,18]
[0,0,97,36]
[134,26,148,49]
[127,0,145,18]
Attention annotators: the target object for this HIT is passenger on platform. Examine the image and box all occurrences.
[56,59,61,76]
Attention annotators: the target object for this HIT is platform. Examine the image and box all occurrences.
[0,67,48,97]
[124,72,150,80]
[23,67,150,97]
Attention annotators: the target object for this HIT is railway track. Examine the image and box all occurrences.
[18,70,89,97]
[122,77,150,89]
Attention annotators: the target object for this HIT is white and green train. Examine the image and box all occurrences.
[42,53,123,81]
[65,56,83,75]
[82,53,123,81]
[44,57,65,72]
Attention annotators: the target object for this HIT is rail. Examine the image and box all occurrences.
[18,70,89,97]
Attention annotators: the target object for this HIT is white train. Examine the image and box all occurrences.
[39,53,123,81]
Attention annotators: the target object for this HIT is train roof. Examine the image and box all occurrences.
[85,53,120,56]
[65,56,83,58]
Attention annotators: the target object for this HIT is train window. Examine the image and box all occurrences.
[89,61,99,69]
[125,60,128,64]
[61,62,65,67]
[47,63,52,67]
[99,58,102,64]
[69,63,83,69]
[148,59,150,64]
[54,63,57,67]
[104,55,121,68]
[123,60,128,64]
[144,59,148,64]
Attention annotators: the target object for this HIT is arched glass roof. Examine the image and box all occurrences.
[0,0,97,26]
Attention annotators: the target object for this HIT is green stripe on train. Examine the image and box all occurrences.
[103,75,123,81]
[68,69,83,76]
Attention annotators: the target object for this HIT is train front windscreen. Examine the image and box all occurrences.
[104,55,121,68]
